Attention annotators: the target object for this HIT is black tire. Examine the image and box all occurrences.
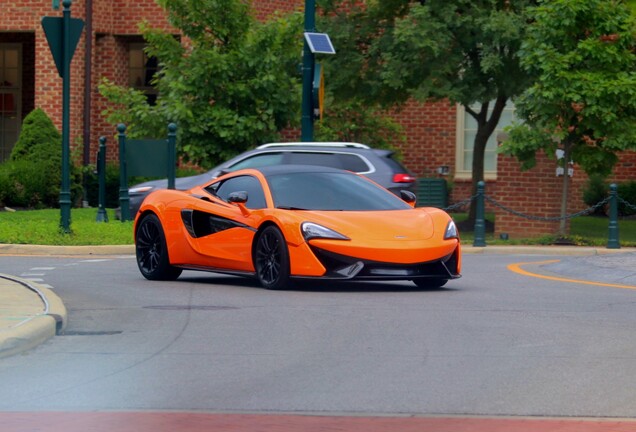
[135,213,182,281]
[254,225,291,290]
[413,278,448,290]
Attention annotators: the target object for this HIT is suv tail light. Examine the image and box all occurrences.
[392,173,416,183]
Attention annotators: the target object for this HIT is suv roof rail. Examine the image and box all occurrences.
[257,142,371,150]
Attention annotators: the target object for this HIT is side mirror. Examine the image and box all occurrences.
[228,191,250,216]
[228,191,248,204]
[400,190,417,208]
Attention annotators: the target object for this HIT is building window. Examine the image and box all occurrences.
[0,44,21,163]
[129,43,158,105]
[455,102,516,180]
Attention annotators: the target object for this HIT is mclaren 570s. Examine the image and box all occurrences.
[134,165,461,290]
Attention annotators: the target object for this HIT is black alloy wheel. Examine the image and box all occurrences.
[254,225,291,290]
[135,214,182,281]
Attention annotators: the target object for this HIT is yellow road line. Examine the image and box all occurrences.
[508,260,636,290]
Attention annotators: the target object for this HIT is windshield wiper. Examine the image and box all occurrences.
[277,206,309,210]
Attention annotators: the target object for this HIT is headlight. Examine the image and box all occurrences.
[301,222,349,241]
[444,220,458,240]
[129,186,154,194]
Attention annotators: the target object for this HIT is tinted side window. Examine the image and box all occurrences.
[208,175,267,209]
[286,152,340,168]
[229,153,284,170]
[286,152,371,173]
[336,153,372,173]
[381,155,411,173]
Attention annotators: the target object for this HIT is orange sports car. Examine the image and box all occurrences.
[134,165,461,290]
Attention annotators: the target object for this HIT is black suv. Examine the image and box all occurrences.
[127,142,416,216]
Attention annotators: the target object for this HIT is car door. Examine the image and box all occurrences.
[183,175,267,272]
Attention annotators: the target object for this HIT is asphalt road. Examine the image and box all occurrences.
[1,252,636,420]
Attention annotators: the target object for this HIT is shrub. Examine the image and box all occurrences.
[582,174,608,216]
[0,108,82,209]
[618,181,636,217]
[10,108,61,162]
[0,159,59,208]
[84,163,122,208]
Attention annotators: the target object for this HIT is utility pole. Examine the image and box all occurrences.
[300,1,335,141]
[301,0,316,141]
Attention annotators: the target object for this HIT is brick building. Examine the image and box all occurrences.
[1,0,634,238]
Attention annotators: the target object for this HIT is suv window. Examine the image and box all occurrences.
[285,152,371,173]
[381,155,410,174]
[229,153,285,170]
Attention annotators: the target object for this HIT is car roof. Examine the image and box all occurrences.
[249,164,355,177]
[256,142,370,150]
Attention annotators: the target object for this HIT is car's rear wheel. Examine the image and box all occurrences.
[254,225,291,290]
[413,278,448,289]
[136,214,182,281]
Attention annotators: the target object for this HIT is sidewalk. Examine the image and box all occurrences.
[0,245,131,358]
[0,244,634,358]
[0,273,67,359]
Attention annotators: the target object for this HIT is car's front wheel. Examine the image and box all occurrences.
[254,225,291,290]
[413,278,448,289]
[135,213,182,281]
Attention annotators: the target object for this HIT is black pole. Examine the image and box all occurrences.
[607,183,620,249]
[167,123,177,189]
[59,0,72,232]
[301,0,315,141]
[473,181,486,247]
[118,123,131,222]
[96,136,108,222]
[82,0,93,207]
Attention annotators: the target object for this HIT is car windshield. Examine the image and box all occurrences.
[267,172,411,211]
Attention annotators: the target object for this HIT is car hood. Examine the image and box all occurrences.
[300,209,435,241]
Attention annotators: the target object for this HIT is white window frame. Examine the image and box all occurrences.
[455,102,516,181]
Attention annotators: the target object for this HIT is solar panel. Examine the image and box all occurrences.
[304,33,336,55]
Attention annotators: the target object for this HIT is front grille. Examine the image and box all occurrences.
[310,246,459,280]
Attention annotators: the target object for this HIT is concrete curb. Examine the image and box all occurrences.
[0,274,68,359]
[0,315,57,359]
[462,245,636,255]
[0,244,135,256]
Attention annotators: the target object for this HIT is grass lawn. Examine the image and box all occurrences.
[1,207,635,247]
[0,208,133,245]
[453,212,636,247]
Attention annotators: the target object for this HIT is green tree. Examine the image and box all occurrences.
[100,0,303,168]
[317,0,537,221]
[315,99,406,150]
[500,0,636,235]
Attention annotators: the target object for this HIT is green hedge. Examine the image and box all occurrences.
[0,108,82,209]
[83,163,122,208]
[582,175,636,217]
